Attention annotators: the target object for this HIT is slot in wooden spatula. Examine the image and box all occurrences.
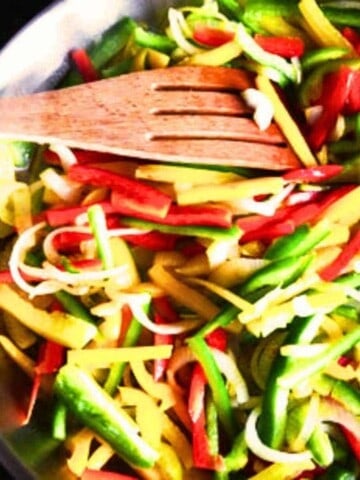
[0,66,301,170]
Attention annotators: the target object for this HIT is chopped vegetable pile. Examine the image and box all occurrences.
[0,1,360,479]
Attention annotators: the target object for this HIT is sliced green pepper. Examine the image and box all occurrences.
[134,26,177,53]
[313,374,360,416]
[54,364,158,468]
[307,424,334,467]
[321,6,360,28]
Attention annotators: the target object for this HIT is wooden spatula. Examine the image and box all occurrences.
[0,66,300,170]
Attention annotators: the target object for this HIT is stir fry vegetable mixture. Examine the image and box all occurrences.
[1,1,360,479]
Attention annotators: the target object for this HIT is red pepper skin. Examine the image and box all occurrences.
[320,229,360,282]
[70,49,99,83]
[121,230,179,251]
[308,66,354,150]
[152,296,177,381]
[340,425,360,462]
[81,469,139,480]
[240,220,295,243]
[283,165,343,183]
[342,27,360,56]
[45,202,114,227]
[344,70,360,115]
[113,200,232,228]
[205,328,227,352]
[193,25,235,47]
[254,34,305,58]
[68,165,172,219]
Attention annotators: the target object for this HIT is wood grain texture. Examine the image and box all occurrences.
[0,66,301,169]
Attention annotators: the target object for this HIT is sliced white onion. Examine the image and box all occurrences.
[211,348,249,405]
[237,183,294,217]
[245,407,313,463]
[42,225,93,263]
[168,8,203,55]
[241,87,274,131]
[49,143,78,171]
[40,167,83,203]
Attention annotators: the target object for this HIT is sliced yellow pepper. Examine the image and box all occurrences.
[255,74,318,167]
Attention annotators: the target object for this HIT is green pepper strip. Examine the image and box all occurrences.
[121,216,242,241]
[307,424,334,467]
[301,46,350,72]
[258,314,324,449]
[264,221,330,260]
[52,400,67,441]
[313,374,360,416]
[322,6,360,28]
[196,254,313,338]
[217,0,244,21]
[318,463,357,480]
[187,336,237,438]
[88,204,113,270]
[278,326,360,389]
[104,311,144,396]
[134,26,176,53]
[61,16,137,86]
[54,364,158,468]
[54,290,97,324]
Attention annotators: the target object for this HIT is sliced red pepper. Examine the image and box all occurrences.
[121,230,179,251]
[308,66,354,150]
[52,231,93,254]
[193,25,235,47]
[342,27,360,55]
[152,296,177,381]
[340,425,360,462]
[67,165,172,219]
[344,70,360,115]
[81,469,139,480]
[240,219,295,243]
[283,165,343,183]
[286,202,321,227]
[70,48,99,83]
[320,229,360,281]
[254,34,305,58]
[45,201,114,227]
[112,200,232,228]
[205,328,227,352]
[189,364,225,471]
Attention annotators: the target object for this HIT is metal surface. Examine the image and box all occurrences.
[0,1,197,478]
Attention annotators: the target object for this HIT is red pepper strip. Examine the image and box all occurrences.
[192,25,235,47]
[205,328,227,352]
[152,297,177,381]
[52,231,93,254]
[345,70,360,115]
[81,469,139,480]
[26,340,65,423]
[70,48,99,83]
[308,66,355,151]
[45,201,114,227]
[283,165,343,183]
[340,425,360,462]
[68,165,172,219]
[179,240,206,257]
[121,230,179,251]
[286,202,321,227]
[254,34,305,58]
[112,200,232,228]
[320,229,360,281]
[240,220,295,243]
[0,269,41,284]
[44,148,121,166]
[189,365,225,470]
[342,27,360,55]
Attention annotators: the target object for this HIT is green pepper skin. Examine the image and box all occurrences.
[134,26,177,53]
[54,364,158,468]
[313,374,360,416]
[318,464,357,480]
[258,314,324,449]
[239,254,314,296]
[322,6,360,28]
[264,223,330,261]
[307,424,334,467]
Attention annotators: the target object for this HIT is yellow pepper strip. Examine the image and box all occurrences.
[154,442,184,480]
[175,253,211,277]
[256,75,318,167]
[247,459,315,480]
[187,277,252,311]
[259,15,309,41]
[118,387,163,449]
[136,163,242,184]
[209,257,267,288]
[298,0,356,53]
[176,177,284,205]
[182,38,242,66]
[110,237,140,287]
[66,428,94,477]
[0,284,97,349]
[0,181,25,226]
[67,345,173,368]
[86,443,114,471]
[310,246,342,273]
[11,184,32,233]
[318,223,349,248]
[162,413,193,469]
[318,185,360,226]
[148,263,220,320]
[130,359,177,411]
[0,334,35,377]
[147,48,171,69]
[291,394,320,452]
